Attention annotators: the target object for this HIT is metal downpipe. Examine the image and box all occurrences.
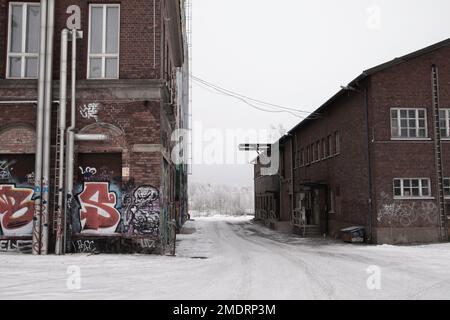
[32,0,48,255]
[40,0,55,255]
[55,29,69,255]
[64,30,78,252]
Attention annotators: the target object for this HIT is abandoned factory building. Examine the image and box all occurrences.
[0,0,190,254]
[255,39,450,245]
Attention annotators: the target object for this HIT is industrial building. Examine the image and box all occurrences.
[0,0,190,254]
[255,39,450,244]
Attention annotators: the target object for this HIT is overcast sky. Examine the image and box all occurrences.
[190,0,450,187]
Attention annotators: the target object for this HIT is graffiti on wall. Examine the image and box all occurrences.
[26,172,35,185]
[79,103,100,122]
[377,192,438,227]
[72,240,98,254]
[77,182,121,234]
[123,185,160,237]
[0,185,35,236]
[0,240,32,253]
[0,160,16,181]
[79,167,98,180]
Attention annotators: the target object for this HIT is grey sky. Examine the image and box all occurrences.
[190,0,450,187]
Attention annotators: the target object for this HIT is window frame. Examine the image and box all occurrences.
[393,178,433,200]
[6,2,40,79]
[87,3,121,79]
[390,108,429,140]
[334,131,340,155]
[439,109,450,140]
[444,178,450,199]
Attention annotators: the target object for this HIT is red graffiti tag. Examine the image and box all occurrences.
[0,185,34,233]
[78,182,120,233]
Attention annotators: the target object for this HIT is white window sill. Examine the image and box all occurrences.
[391,138,431,141]
[5,77,38,80]
[394,196,435,200]
[86,78,120,80]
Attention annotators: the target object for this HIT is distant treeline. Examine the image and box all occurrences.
[188,183,254,216]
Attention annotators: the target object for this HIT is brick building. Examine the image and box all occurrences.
[0,0,190,254]
[255,39,450,244]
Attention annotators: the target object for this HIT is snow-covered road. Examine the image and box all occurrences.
[1,216,450,300]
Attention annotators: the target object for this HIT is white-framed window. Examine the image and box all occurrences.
[88,4,120,79]
[391,108,428,139]
[334,131,340,154]
[444,178,450,198]
[6,2,40,79]
[439,109,450,139]
[393,178,432,199]
[327,135,332,157]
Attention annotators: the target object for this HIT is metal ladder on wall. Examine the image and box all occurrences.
[51,106,63,237]
[431,65,449,241]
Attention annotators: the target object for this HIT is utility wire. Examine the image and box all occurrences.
[190,74,321,119]
[192,81,306,119]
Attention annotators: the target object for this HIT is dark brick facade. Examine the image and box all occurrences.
[0,0,189,253]
[255,39,450,244]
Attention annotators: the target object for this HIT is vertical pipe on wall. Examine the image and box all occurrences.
[55,29,69,255]
[32,0,48,255]
[41,0,55,255]
[364,86,374,243]
[65,30,77,249]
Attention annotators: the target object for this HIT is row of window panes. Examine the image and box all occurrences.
[297,131,340,167]
[7,3,120,79]
[393,178,450,198]
[391,108,450,139]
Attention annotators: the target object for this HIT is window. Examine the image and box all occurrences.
[391,108,428,139]
[393,178,431,198]
[334,131,340,154]
[306,145,310,165]
[316,141,321,161]
[88,4,120,79]
[322,138,326,160]
[327,135,332,157]
[6,3,40,78]
[444,178,450,197]
[300,148,304,167]
[439,109,450,139]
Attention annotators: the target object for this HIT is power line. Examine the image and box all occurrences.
[190,74,322,119]
[192,81,306,119]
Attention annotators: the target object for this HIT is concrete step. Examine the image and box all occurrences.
[302,226,323,238]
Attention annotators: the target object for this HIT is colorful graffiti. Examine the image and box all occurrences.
[124,185,160,236]
[78,182,121,234]
[0,185,34,236]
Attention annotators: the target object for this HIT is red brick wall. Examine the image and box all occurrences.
[0,0,175,80]
[292,91,370,237]
[369,45,450,243]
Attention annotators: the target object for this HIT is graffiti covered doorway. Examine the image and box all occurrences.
[74,153,123,235]
[0,154,35,238]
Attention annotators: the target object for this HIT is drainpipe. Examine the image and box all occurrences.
[364,85,374,242]
[55,29,69,255]
[40,0,55,255]
[32,0,48,255]
[290,135,295,224]
[75,134,109,141]
[65,29,78,252]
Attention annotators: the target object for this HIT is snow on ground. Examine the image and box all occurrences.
[1,216,450,300]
